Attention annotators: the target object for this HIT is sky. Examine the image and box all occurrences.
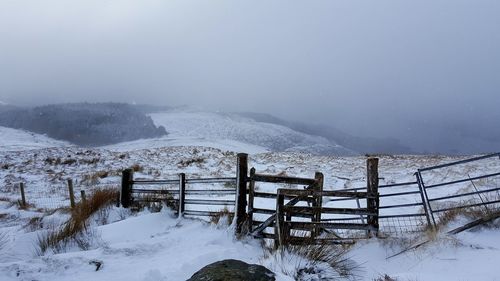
[1,0,499,153]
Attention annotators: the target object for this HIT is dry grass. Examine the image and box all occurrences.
[209,207,234,226]
[436,204,499,230]
[131,163,143,172]
[82,171,110,185]
[37,188,119,254]
[177,157,205,168]
[263,241,359,280]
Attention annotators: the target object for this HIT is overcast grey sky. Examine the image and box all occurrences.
[1,0,499,153]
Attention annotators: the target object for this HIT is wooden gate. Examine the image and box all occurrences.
[248,169,323,240]
[275,188,379,247]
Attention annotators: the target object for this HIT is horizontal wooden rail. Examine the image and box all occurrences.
[251,174,316,185]
[251,208,275,215]
[287,221,374,231]
[284,206,377,216]
[278,189,371,198]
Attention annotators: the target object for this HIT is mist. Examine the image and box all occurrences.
[1,0,499,154]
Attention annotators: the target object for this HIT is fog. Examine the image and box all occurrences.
[1,0,499,154]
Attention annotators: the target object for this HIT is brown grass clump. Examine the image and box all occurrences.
[177,157,205,168]
[37,188,119,254]
[209,207,234,226]
[131,164,143,172]
[436,205,498,230]
[263,241,359,280]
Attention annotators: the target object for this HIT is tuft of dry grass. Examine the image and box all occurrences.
[37,188,119,254]
[82,171,110,185]
[131,164,143,172]
[436,204,499,230]
[263,241,359,280]
[177,157,205,168]
[209,207,234,226]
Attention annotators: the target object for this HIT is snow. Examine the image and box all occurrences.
[146,110,356,156]
[0,126,71,152]
[1,127,500,280]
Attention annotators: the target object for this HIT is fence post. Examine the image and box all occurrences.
[367,157,379,237]
[121,169,134,208]
[67,179,75,209]
[311,172,324,239]
[235,153,248,236]
[275,190,285,248]
[416,171,434,229]
[247,167,256,231]
[19,182,27,208]
[81,190,87,204]
[178,173,186,218]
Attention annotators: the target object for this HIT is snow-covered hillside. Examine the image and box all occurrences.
[0,126,71,152]
[1,125,500,280]
[145,110,356,156]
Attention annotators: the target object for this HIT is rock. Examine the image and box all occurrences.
[187,259,275,281]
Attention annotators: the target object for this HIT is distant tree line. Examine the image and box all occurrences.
[0,103,167,145]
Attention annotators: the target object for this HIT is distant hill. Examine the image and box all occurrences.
[237,112,412,154]
[147,110,357,156]
[0,103,167,146]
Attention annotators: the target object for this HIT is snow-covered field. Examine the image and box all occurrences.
[0,126,71,152]
[1,127,499,280]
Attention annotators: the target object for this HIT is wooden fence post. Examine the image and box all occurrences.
[19,182,26,208]
[247,167,256,231]
[311,172,324,239]
[121,169,134,208]
[275,190,285,248]
[81,190,87,204]
[367,157,379,237]
[235,153,248,236]
[67,179,75,209]
[178,173,186,218]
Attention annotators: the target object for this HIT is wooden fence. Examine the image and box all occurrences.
[117,153,500,246]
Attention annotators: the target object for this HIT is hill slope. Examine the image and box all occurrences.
[0,126,71,152]
[145,110,357,156]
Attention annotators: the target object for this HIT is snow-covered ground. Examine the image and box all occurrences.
[146,110,356,156]
[1,128,499,280]
[0,126,71,152]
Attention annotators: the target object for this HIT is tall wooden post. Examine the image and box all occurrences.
[19,182,26,208]
[367,158,379,237]
[67,179,75,209]
[247,167,256,231]
[275,190,286,248]
[121,169,134,208]
[235,153,248,236]
[311,172,324,239]
[178,173,186,218]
